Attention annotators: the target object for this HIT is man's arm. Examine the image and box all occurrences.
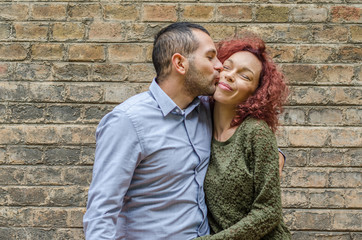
[83,110,143,240]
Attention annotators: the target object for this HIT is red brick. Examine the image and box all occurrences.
[143,4,177,22]
[31,4,66,20]
[88,22,124,41]
[181,5,214,22]
[31,44,64,61]
[68,45,105,62]
[331,6,361,22]
[103,4,139,21]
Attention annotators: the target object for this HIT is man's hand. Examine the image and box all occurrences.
[278,152,285,177]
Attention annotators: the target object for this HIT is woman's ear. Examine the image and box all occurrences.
[171,53,188,75]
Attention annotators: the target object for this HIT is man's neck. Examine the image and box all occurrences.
[158,76,195,110]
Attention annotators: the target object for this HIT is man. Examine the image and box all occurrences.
[83,22,223,239]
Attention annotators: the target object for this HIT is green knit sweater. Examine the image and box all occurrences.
[196,117,291,240]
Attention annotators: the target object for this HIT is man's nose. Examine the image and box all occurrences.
[214,59,223,72]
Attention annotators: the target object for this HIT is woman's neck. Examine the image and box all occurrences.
[213,102,238,142]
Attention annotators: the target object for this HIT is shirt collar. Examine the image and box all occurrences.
[149,78,201,117]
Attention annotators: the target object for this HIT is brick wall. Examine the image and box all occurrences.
[0,1,360,239]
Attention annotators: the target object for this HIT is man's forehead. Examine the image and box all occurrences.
[191,29,216,50]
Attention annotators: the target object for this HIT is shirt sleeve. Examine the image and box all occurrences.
[196,122,283,240]
[83,110,143,240]
[278,148,286,165]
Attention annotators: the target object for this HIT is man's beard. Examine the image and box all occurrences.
[184,63,215,98]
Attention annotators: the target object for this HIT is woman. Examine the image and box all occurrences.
[197,36,291,239]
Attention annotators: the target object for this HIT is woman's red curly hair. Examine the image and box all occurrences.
[216,36,288,132]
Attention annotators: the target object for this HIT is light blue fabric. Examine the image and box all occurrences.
[83,79,213,240]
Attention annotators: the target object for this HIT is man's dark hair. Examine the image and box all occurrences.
[152,22,210,82]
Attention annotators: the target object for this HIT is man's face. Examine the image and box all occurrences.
[184,30,223,97]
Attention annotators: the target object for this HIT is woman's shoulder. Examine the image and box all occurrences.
[241,117,272,135]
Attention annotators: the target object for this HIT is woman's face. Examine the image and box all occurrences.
[213,51,262,106]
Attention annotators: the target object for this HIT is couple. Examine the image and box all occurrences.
[83,22,291,240]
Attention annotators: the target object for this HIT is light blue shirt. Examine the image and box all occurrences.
[83,80,213,239]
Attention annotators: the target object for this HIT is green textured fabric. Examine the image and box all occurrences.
[197,117,291,240]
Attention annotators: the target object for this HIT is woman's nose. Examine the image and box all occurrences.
[224,72,235,82]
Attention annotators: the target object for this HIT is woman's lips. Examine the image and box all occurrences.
[218,82,232,91]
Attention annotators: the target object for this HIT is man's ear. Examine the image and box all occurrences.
[171,53,188,75]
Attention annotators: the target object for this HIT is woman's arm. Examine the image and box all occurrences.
[197,122,283,240]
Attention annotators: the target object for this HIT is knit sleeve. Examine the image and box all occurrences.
[196,121,282,240]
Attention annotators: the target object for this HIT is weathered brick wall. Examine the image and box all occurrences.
[0,0,360,239]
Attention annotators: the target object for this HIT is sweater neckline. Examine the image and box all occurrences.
[212,123,242,146]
